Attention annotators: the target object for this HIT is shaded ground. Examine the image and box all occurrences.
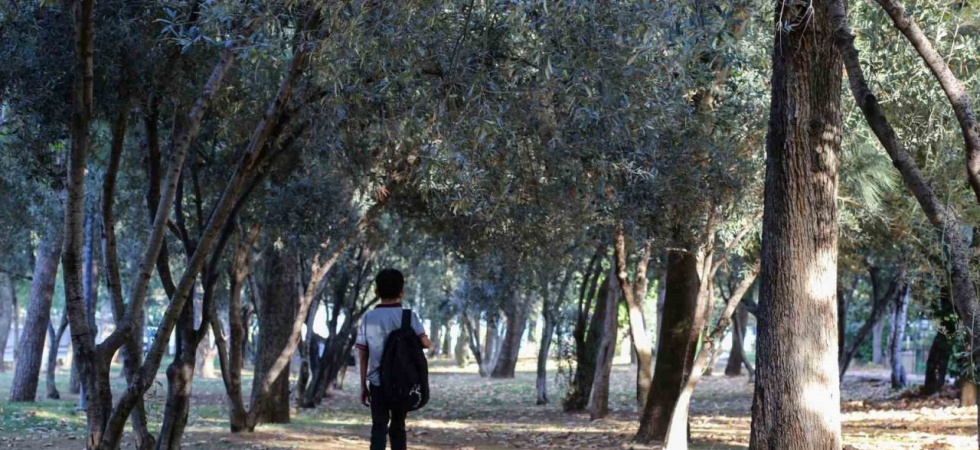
[0,359,973,449]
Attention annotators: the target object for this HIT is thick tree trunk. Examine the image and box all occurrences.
[252,246,297,425]
[750,1,843,447]
[589,267,621,420]
[636,248,707,443]
[0,272,13,373]
[429,325,442,358]
[724,305,748,376]
[889,285,910,390]
[491,303,528,379]
[9,222,63,402]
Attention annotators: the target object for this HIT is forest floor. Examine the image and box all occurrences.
[0,358,974,449]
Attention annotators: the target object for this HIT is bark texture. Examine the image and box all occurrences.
[252,246,297,425]
[750,0,843,447]
[9,222,63,402]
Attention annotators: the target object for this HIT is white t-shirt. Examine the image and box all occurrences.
[355,303,427,386]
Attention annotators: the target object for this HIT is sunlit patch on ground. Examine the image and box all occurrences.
[0,360,974,449]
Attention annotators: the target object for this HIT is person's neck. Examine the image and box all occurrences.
[379,298,401,305]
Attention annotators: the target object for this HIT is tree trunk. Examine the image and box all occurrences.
[565,275,607,412]
[923,286,956,396]
[455,323,469,368]
[725,305,748,376]
[481,314,500,377]
[589,267,620,420]
[0,272,14,373]
[491,302,528,379]
[872,316,885,366]
[9,222,63,402]
[613,225,654,410]
[563,249,606,412]
[829,6,980,445]
[664,263,758,450]
[889,284,910,390]
[749,1,843,446]
[46,313,69,399]
[251,246,297,425]
[429,325,442,358]
[536,318,556,405]
[839,266,903,379]
[636,247,708,443]
[442,326,453,360]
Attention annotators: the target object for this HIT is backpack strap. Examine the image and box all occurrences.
[401,309,412,331]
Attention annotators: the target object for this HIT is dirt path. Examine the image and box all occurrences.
[0,362,974,449]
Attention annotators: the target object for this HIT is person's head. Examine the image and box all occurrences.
[375,268,405,302]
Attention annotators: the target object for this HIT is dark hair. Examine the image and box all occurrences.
[375,268,405,300]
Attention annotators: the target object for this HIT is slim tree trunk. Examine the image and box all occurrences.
[46,313,69,399]
[889,284,910,390]
[481,314,500,377]
[491,302,529,379]
[442,326,453,360]
[589,267,620,420]
[536,318,556,405]
[9,222,63,402]
[613,224,654,410]
[750,0,843,446]
[839,266,903,379]
[563,249,606,412]
[724,305,748,376]
[455,323,469,368]
[0,272,13,373]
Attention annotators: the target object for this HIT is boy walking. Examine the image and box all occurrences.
[356,269,432,450]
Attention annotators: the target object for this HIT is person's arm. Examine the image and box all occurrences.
[355,319,370,406]
[358,347,370,406]
[412,312,433,350]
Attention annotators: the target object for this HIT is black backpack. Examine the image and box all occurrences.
[379,309,430,412]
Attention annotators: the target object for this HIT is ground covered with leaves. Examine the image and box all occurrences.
[0,360,974,449]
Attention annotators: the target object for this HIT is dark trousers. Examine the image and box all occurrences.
[370,384,407,450]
